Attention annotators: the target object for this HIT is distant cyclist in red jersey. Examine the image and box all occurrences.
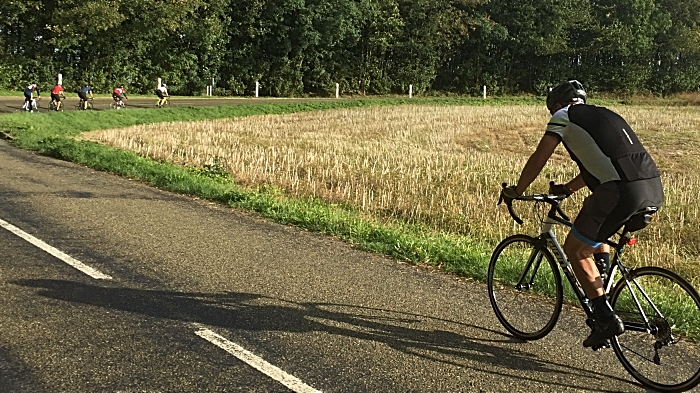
[51,83,65,111]
[112,85,128,108]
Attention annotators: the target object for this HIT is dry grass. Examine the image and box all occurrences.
[81,104,700,281]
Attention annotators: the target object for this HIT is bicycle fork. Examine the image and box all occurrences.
[515,247,544,291]
[514,231,592,315]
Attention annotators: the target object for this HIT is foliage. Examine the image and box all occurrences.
[1,0,699,96]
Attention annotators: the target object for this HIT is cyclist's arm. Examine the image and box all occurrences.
[566,174,586,194]
[514,134,559,195]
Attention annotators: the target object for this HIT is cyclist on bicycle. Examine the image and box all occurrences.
[51,83,65,111]
[23,83,40,112]
[112,85,128,107]
[156,83,169,107]
[78,83,94,110]
[501,80,664,349]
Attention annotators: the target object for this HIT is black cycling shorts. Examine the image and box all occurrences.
[78,92,88,100]
[572,177,664,244]
[51,93,61,102]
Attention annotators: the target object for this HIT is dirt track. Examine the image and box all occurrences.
[0,95,335,114]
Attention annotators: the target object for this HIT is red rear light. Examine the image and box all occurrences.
[627,238,638,245]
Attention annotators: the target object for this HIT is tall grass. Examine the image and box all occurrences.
[81,104,700,283]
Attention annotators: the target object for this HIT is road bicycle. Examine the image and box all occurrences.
[75,98,94,111]
[155,95,170,108]
[49,97,64,112]
[22,97,39,112]
[488,183,700,392]
[110,98,126,109]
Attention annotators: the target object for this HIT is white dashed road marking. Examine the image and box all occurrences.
[1,216,323,390]
[0,217,113,280]
[195,325,322,393]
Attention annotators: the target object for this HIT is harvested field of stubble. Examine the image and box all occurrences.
[82,104,700,282]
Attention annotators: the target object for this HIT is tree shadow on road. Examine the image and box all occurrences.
[12,278,636,392]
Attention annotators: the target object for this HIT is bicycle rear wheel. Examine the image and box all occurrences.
[488,234,563,340]
[610,267,700,392]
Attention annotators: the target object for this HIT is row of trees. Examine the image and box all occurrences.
[2,0,699,96]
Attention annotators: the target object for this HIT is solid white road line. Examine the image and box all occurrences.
[195,326,322,393]
[0,218,113,280]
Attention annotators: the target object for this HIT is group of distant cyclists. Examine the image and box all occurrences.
[23,82,169,112]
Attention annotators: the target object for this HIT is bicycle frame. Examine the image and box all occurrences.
[530,209,595,317]
[507,191,667,337]
[23,98,38,111]
[50,97,63,109]
[77,98,92,110]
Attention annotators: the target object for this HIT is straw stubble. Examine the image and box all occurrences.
[82,104,700,281]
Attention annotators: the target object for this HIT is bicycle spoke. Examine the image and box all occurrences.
[617,341,656,364]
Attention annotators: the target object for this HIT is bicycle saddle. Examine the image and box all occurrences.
[623,206,658,233]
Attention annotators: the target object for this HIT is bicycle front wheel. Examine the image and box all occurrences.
[610,267,700,392]
[488,234,563,340]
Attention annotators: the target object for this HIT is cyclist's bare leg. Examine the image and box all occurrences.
[564,234,623,346]
[563,233,604,299]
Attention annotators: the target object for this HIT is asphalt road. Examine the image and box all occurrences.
[0,95,338,114]
[0,107,689,392]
